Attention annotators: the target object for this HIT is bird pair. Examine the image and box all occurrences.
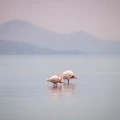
[47,70,77,87]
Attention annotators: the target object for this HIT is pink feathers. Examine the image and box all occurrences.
[47,70,77,86]
[62,70,77,83]
[47,74,63,87]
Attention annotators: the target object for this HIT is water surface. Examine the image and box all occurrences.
[0,55,120,120]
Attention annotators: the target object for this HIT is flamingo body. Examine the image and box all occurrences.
[47,70,77,86]
[47,74,63,87]
[62,70,77,83]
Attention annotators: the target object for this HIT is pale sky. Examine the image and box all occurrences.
[0,0,120,40]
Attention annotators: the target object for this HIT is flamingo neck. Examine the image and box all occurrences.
[61,75,64,83]
[57,74,64,83]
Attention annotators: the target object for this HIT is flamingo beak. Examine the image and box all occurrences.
[75,76,78,79]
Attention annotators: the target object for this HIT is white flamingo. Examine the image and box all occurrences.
[62,70,77,83]
[47,74,64,87]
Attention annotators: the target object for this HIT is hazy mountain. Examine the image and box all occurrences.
[0,19,119,54]
[0,40,84,54]
[0,40,57,54]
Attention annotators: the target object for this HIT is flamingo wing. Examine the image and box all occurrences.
[47,75,61,83]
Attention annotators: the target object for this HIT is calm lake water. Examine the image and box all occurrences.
[0,55,120,120]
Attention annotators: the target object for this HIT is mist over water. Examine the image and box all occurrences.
[0,55,119,120]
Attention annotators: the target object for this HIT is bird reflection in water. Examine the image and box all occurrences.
[48,83,76,98]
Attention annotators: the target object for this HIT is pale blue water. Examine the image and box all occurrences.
[0,55,120,120]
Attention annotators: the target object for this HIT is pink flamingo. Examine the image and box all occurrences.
[47,74,64,87]
[47,70,77,86]
[62,70,77,84]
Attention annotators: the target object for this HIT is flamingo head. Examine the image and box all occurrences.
[72,75,77,79]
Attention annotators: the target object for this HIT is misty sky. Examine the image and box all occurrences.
[0,0,120,40]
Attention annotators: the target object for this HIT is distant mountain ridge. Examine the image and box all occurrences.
[0,40,86,54]
[0,40,57,54]
[0,19,120,54]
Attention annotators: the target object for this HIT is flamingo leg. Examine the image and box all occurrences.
[53,83,57,87]
[68,79,69,84]
[53,83,55,87]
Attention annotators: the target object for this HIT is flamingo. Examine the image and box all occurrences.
[47,70,77,86]
[47,74,64,87]
[62,70,77,83]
